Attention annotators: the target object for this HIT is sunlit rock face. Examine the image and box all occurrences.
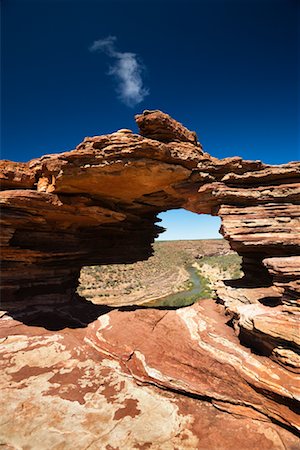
[0,110,299,446]
[1,301,299,449]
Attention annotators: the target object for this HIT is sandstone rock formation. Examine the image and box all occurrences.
[0,110,299,447]
[1,301,299,449]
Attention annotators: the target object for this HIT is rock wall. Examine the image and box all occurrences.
[0,111,299,443]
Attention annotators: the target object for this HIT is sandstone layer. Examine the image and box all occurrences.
[1,300,299,449]
[0,110,299,446]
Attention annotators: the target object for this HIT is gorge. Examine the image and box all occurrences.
[0,110,299,449]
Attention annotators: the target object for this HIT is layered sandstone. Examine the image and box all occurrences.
[1,301,299,449]
[0,110,299,446]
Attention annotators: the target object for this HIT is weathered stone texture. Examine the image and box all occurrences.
[0,110,299,446]
[1,305,299,449]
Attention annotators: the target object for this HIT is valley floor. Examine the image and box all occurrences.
[78,239,242,307]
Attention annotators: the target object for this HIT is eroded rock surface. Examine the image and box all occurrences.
[0,110,299,446]
[1,301,299,449]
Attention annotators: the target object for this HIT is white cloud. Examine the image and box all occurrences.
[89,36,149,107]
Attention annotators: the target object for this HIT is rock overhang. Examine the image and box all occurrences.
[1,110,300,442]
[0,109,299,371]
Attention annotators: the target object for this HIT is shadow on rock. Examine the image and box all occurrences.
[117,303,194,313]
[6,295,113,331]
[5,293,199,331]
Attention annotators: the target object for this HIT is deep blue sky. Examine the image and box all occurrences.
[2,0,299,239]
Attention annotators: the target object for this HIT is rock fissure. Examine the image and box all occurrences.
[110,361,297,434]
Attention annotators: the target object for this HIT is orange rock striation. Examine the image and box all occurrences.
[1,305,299,449]
[0,111,299,445]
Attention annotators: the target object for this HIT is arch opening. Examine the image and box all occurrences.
[78,210,242,309]
[156,209,222,241]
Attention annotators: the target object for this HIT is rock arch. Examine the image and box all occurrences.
[1,110,299,369]
[1,110,300,441]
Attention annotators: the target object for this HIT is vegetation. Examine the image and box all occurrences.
[197,272,213,298]
[197,254,242,281]
[78,239,242,308]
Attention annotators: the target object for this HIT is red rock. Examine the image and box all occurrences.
[263,256,300,303]
[0,303,299,449]
[135,109,200,145]
[0,110,299,446]
[0,160,36,189]
[85,300,300,433]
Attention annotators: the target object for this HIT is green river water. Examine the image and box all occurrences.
[144,267,206,308]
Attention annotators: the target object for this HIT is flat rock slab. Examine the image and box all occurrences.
[0,300,299,449]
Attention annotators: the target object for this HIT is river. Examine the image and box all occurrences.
[143,267,203,308]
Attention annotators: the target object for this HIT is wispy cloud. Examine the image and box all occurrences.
[89,36,149,107]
